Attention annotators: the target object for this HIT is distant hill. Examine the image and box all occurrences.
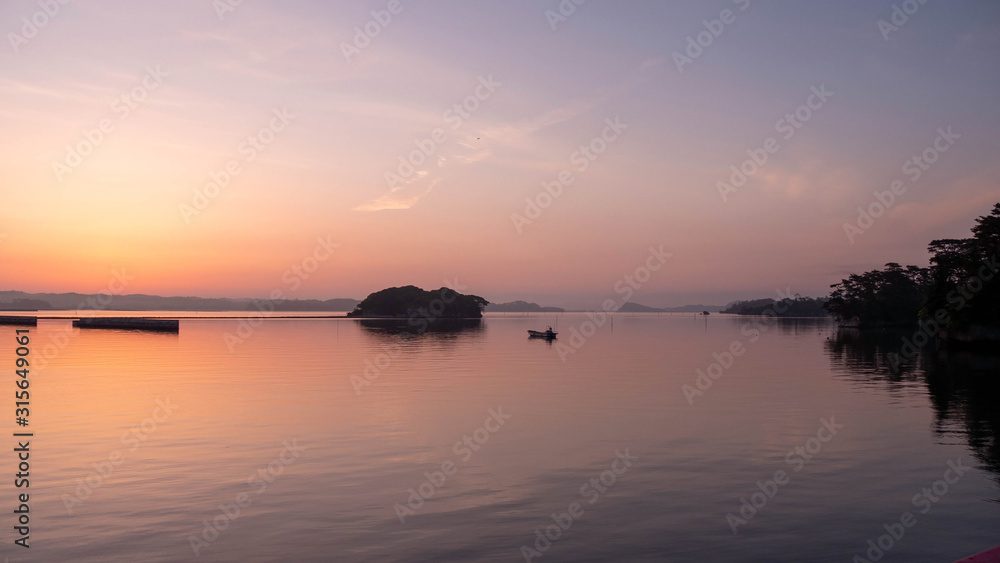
[0,291,358,312]
[263,298,359,312]
[487,300,564,313]
[618,302,665,312]
[618,302,722,313]
[0,298,53,311]
[662,304,723,313]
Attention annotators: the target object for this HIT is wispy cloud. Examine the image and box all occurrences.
[353,178,441,212]
[467,57,661,154]
[354,57,660,213]
[475,99,596,151]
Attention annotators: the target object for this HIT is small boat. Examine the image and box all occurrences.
[528,327,557,339]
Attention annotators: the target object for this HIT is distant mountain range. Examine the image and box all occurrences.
[2,290,813,316]
[617,302,723,313]
[0,291,359,312]
[486,300,565,313]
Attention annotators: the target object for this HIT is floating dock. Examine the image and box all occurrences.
[72,318,179,332]
[0,316,37,326]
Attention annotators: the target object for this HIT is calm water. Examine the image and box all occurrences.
[3,313,998,562]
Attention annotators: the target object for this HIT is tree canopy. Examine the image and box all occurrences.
[922,202,1000,329]
[825,263,930,327]
[825,202,1000,331]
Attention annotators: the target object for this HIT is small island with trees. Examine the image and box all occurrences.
[346,285,489,319]
[824,202,1000,343]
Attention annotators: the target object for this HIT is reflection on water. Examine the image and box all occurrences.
[925,349,1000,494]
[770,317,834,336]
[826,328,923,383]
[827,327,1000,495]
[3,314,998,562]
[355,317,484,336]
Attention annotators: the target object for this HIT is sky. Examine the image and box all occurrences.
[1,0,998,309]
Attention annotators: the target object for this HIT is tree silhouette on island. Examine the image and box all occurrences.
[346,285,489,319]
[825,202,1000,340]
